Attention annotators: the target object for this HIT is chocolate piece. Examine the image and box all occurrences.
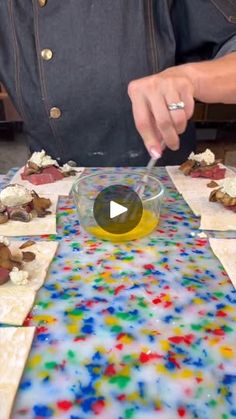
[9,208,31,222]
[0,212,8,224]
[22,251,36,262]
[207,181,219,188]
[19,240,36,249]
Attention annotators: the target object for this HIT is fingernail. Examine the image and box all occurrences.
[149,147,161,159]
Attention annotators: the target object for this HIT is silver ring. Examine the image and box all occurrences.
[167,101,185,111]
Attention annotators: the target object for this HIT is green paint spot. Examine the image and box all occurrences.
[138,298,148,308]
[208,400,217,408]
[67,350,76,360]
[222,414,229,419]
[223,325,233,333]
[116,312,138,321]
[111,325,123,333]
[122,355,133,363]
[125,408,135,419]
[67,308,83,316]
[45,361,57,370]
[38,301,50,309]
[191,324,202,331]
[213,291,224,298]
[109,375,131,389]
[95,277,103,283]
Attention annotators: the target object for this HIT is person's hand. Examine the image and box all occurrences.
[128,66,195,158]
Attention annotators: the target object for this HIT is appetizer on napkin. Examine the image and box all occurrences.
[209,238,236,289]
[0,237,58,325]
[0,184,57,235]
[209,177,236,211]
[0,327,35,419]
[11,149,84,196]
[179,148,225,180]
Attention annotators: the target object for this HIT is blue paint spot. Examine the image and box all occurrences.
[81,324,94,334]
[165,361,176,371]
[223,375,236,385]
[80,397,96,413]
[33,405,54,417]
[93,351,102,361]
[107,306,115,314]
[230,410,236,416]
[20,380,32,390]
[85,317,94,324]
[148,334,155,342]
[37,333,51,342]
[138,381,145,398]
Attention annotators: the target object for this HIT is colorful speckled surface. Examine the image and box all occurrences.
[0,168,236,418]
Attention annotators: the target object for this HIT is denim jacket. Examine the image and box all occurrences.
[0,0,236,166]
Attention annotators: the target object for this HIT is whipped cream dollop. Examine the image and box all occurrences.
[29,150,59,168]
[61,163,75,172]
[189,149,215,165]
[0,185,32,207]
[220,177,236,198]
[0,236,10,246]
[10,267,29,285]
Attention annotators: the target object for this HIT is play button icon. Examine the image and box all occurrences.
[93,184,143,234]
[110,201,127,219]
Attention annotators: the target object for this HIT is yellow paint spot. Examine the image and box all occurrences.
[178,369,194,379]
[119,365,131,377]
[160,340,170,351]
[193,298,204,305]
[67,324,79,334]
[119,334,133,344]
[220,346,234,358]
[38,371,50,380]
[34,314,56,323]
[105,316,119,326]
[28,354,42,368]
[156,364,167,374]
[127,392,140,402]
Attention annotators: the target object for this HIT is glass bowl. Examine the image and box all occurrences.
[72,169,164,242]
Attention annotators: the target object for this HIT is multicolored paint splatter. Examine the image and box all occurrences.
[1,168,236,418]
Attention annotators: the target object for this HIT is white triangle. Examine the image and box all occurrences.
[110,201,128,219]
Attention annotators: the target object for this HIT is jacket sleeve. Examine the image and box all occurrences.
[171,0,236,64]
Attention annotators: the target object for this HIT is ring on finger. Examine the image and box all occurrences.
[167,101,185,111]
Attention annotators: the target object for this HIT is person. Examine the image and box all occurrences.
[0,0,236,167]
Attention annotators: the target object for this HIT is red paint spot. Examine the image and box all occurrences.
[164,285,170,290]
[144,264,155,270]
[114,285,125,295]
[23,313,33,326]
[74,336,86,342]
[139,352,162,363]
[117,394,126,401]
[218,363,225,370]
[92,400,105,415]
[169,336,183,344]
[178,407,186,417]
[168,356,181,369]
[115,344,123,350]
[216,310,227,317]
[213,328,225,336]
[152,298,161,305]
[104,364,116,377]
[196,377,203,383]
[117,333,126,341]
[63,266,71,271]
[57,400,73,411]
[36,326,48,334]
[183,334,195,345]
[164,301,172,308]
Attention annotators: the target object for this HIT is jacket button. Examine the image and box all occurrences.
[41,49,53,61]
[38,0,47,6]
[50,107,61,119]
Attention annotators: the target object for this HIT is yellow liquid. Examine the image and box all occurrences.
[86,209,158,242]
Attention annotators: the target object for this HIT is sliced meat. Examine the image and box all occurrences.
[21,166,64,185]
[0,267,10,285]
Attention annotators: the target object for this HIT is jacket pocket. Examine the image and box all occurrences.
[210,0,236,23]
